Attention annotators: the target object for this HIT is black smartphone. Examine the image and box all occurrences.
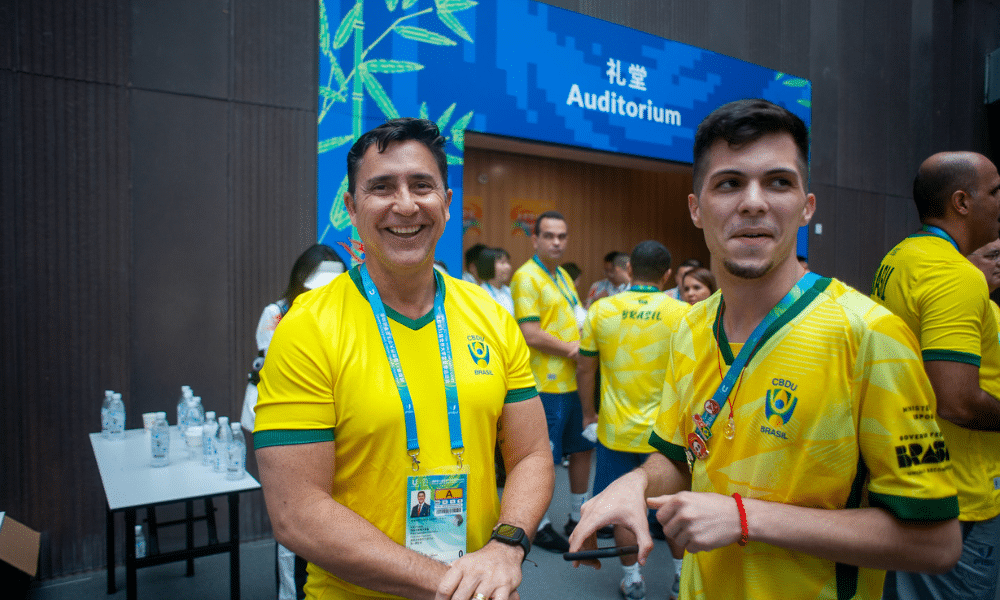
[563,545,639,561]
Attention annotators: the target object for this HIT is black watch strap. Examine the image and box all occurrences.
[491,523,531,561]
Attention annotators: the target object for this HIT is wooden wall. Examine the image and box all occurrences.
[462,145,702,293]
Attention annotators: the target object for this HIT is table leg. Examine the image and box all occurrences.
[106,505,116,594]
[125,508,137,600]
[230,493,240,600]
[146,506,160,555]
[186,500,195,576]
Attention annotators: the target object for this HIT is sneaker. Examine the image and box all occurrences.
[564,517,614,539]
[533,522,570,553]
[619,576,646,600]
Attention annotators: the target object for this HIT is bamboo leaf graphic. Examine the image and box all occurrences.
[782,78,809,88]
[395,25,457,46]
[403,0,418,8]
[419,102,429,119]
[329,174,352,230]
[365,59,424,74]
[446,154,464,166]
[437,0,478,13]
[319,0,333,59]
[437,103,457,131]
[437,10,473,43]
[385,0,399,11]
[318,135,355,154]
[797,99,812,108]
[333,2,362,50]
[450,110,474,151]
[330,54,347,88]
[360,67,400,119]
[319,86,346,102]
[775,72,785,80]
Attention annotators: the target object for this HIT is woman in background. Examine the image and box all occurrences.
[475,246,515,315]
[241,243,345,600]
[681,267,717,305]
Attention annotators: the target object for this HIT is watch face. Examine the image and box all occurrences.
[496,524,519,538]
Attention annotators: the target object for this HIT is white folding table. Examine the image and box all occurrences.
[90,427,260,600]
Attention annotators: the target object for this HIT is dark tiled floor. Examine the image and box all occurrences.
[28,465,679,599]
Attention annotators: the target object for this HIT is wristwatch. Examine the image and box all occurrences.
[490,523,531,561]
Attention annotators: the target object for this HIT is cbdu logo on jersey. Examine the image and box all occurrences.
[467,336,493,375]
[760,380,798,440]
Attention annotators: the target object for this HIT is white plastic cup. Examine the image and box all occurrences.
[185,426,203,460]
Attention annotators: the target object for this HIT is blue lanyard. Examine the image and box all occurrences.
[919,225,960,252]
[359,264,464,471]
[689,272,821,457]
[532,255,578,308]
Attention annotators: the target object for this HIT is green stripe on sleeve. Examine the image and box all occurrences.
[649,431,687,462]
[253,429,335,449]
[579,349,598,357]
[516,316,540,324]
[505,386,538,404]
[868,491,960,521]
[922,349,981,367]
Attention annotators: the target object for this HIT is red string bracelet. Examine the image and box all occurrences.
[733,493,749,546]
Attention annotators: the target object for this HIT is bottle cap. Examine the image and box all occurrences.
[155,411,166,419]
[135,525,142,534]
[205,411,216,420]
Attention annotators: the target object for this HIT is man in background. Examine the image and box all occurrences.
[578,240,688,600]
[586,251,631,308]
[873,151,1000,600]
[512,210,594,552]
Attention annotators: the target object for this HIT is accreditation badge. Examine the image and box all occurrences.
[405,470,469,564]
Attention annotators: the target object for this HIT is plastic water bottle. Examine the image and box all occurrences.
[214,417,231,473]
[100,390,114,438]
[227,423,246,480]
[187,396,205,428]
[150,411,170,467]
[107,393,126,440]
[135,525,147,558]
[176,386,193,435]
[202,411,218,467]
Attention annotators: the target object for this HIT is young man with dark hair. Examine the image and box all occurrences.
[873,151,1000,600]
[569,99,960,600]
[586,251,631,308]
[577,240,688,600]
[511,210,594,552]
[255,118,553,600]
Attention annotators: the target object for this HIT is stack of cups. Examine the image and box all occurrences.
[185,426,203,460]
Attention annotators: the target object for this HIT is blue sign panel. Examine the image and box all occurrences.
[317,0,812,270]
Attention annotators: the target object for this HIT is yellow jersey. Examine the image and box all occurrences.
[511,256,581,393]
[652,277,958,600]
[579,285,689,452]
[255,267,537,599]
[872,230,1000,521]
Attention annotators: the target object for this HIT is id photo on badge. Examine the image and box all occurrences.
[410,489,431,518]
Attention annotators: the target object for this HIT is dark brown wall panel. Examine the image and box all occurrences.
[2,72,131,578]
